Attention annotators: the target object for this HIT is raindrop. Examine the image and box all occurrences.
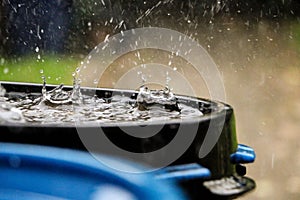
[104,34,110,42]
[141,74,147,83]
[166,71,171,87]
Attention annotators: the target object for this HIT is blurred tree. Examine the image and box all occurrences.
[2,0,72,57]
[2,0,300,57]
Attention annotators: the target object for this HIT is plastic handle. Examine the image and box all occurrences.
[230,144,256,164]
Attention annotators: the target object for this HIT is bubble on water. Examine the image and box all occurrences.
[39,69,44,74]
[35,47,39,52]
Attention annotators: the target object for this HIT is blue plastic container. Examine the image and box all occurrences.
[0,143,186,200]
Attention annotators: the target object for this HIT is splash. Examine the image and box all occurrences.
[0,68,203,124]
[41,68,82,105]
[137,86,180,112]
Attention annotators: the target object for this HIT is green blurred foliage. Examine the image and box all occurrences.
[0,55,79,85]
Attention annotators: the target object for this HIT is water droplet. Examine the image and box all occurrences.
[35,47,39,52]
[141,74,147,83]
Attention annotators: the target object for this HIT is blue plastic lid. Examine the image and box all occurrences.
[0,143,186,200]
